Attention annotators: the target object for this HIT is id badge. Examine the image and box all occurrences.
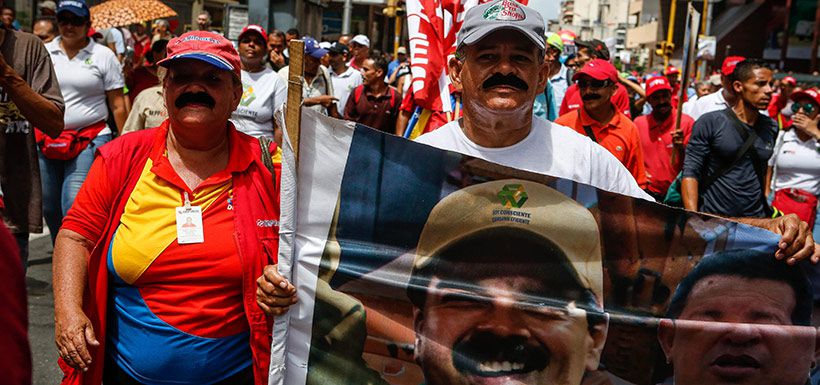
[176,205,204,244]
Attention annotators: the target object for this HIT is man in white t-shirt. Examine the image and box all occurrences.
[327,42,362,117]
[416,0,818,262]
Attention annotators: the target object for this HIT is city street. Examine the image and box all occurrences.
[27,231,62,385]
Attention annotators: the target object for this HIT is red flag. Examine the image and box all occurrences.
[406,0,528,113]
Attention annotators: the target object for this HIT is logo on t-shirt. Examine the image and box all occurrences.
[0,88,30,134]
[240,84,256,107]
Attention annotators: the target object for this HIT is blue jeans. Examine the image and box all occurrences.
[39,134,111,244]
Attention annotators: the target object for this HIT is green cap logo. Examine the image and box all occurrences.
[498,184,528,208]
[483,0,525,21]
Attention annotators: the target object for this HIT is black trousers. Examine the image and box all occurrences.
[103,362,254,385]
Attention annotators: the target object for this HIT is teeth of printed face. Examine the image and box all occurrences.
[478,361,523,373]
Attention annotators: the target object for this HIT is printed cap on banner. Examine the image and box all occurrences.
[790,88,820,107]
[158,31,242,78]
[645,76,673,97]
[721,56,745,76]
[410,179,603,307]
[571,58,618,83]
[457,0,546,54]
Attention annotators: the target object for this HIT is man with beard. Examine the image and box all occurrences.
[633,76,694,200]
[682,59,778,218]
[658,249,818,385]
[555,59,648,190]
[416,0,816,266]
[407,179,608,385]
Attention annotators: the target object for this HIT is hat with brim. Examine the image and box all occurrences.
[303,37,328,59]
[645,76,673,98]
[790,88,820,107]
[238,25,267,43]
[328,42,349,55]
[571,58,618,83]
[157,31,241,78]
[56,0,89,18]
[457,0,546,54]
[574,38,610,61]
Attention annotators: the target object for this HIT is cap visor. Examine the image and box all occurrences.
[460,26,545,52]
[157,52,234,72]
[308,48,329,59]
[57,8,89,18]
[571,71,611,82]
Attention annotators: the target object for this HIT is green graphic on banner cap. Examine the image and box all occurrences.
[483,0,526,21]
[498,184,528,208]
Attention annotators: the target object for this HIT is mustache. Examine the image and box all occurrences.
[581,93,602,101]
[451,331,549,376]
[482,73,529,91]
[175,92,215,109]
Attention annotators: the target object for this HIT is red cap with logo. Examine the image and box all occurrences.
[782,76,797,86]
[645,76,673,97]
[157,31,242,78]
[663,66,680,76]
[721,56,746,76]
[572,59,618,82]
[239,24,267,42]
[790,88,820,107]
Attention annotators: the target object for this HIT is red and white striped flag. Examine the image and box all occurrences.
[406,0,528,113]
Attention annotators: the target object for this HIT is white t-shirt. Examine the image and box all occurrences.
[683,88,727,120]
[769,130,820,196]
[330,66,363,116]
[415,118,653,200]
[46,37,124,133]
[231,68,287,138]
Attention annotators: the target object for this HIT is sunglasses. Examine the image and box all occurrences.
[791,102,816,114]
[57,16,87,26]
[576,79,611,89]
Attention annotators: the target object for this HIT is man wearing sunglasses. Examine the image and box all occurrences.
[559,39,634,119]
[0,0,64,270]
[555,59,648,190]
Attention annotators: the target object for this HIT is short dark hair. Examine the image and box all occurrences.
[286,28,300,37]
[269,29,285,41]
[2,6,15,16]
[368,53,389,76]
[730,58,770,84]
[666,249,812,326]
[34,17,57,34]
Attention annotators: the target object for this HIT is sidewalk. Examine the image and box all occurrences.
[27,230,62,385]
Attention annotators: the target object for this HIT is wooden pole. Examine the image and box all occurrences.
[285,39,305,164]
[780,0,793,70]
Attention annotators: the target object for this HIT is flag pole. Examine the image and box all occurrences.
[671,3,699,166]
[285,39,305,164]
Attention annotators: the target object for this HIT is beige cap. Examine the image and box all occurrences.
[413,179,603,305]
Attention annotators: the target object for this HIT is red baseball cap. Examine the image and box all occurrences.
[239,24,267,42]
[572,59,618,82]
[721,56,745,76]
[645,76,673,97]
[782,76,797,86]
[663,66,680,76]
[157,31,241,78]
[790,88,820,107]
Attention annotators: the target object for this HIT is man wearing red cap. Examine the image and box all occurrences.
[559,38,636,119]
[664,65,688,107]
[555,58,648,189]
[683,55,745,120]
[634,76,695,200]
[53,30,296,385]
[767,75,797,129]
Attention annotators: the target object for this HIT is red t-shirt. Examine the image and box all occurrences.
[127,66,160,102]
[555,106,648,188]
[560,82,632,119]
[767,93,792,129]
[633,109,694,195]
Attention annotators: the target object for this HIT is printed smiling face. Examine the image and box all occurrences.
[412,230,607,385]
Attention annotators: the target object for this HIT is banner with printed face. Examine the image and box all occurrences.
[270,109,819,385]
